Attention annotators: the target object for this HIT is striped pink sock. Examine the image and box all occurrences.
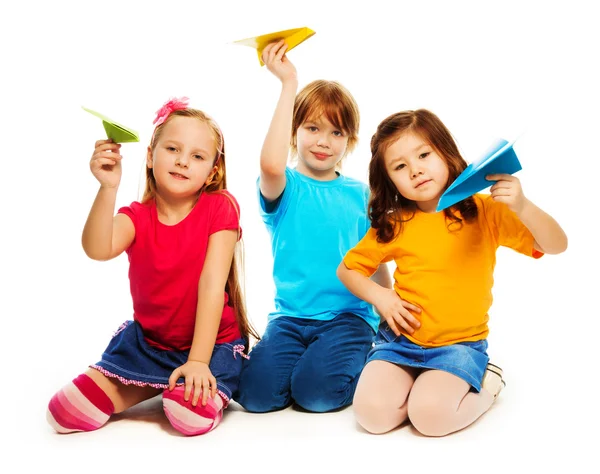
[47,374,114,433]
[162,386,224,436]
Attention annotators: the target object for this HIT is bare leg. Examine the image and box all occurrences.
[86,368,161,413]
[407,369,495,437]
[353,360,419,434]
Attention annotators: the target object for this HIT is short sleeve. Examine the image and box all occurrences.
[257,167,296,229]
[343,227,388,277]
[117,201,140,227]
[209,191,242,240]
[480,194,543,259]
[117,201,145,247]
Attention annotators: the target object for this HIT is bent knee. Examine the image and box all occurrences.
[293,393,346,413]
[292,379,354,413]
[47,374,114,433]
[408,398,454,437]
[238,366,292,412]
[237,377,290,412]
[237,391,290,413]
[163,386,224,436]
[353,397,406,434]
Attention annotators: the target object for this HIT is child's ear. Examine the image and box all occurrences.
[205,165,218,185]
[146,146,153,168]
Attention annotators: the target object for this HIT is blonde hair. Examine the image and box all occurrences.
[291,80,360,169]
[142,107,260,346]
[142,108,225,202]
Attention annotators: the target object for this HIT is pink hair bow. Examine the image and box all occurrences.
[153,96,190,126]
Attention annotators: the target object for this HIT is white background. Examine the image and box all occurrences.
[1,0,598,472]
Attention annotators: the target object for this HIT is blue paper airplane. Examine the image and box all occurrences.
[436,138,521,212]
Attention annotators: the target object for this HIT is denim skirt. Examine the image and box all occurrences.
[90,320,247,404]
[367,322,489,391]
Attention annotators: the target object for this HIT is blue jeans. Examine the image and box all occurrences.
[236,313,374,413]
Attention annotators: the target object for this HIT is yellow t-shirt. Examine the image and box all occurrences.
[343,194,543,347]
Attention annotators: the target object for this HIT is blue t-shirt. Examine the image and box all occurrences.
[258,167,377,333]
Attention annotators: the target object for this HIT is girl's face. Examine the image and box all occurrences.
[295,115,348,180]
[384,131,449,213]
[147,116,218,199]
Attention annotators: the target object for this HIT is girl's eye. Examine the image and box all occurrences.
[167,146,177,152]
[419,152,430,159]
[396,164,406,170]
[333,131,343,137]
[193,154,204,160]
[308,126,318,132]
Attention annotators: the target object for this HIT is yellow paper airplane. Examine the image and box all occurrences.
[233,27,316,66]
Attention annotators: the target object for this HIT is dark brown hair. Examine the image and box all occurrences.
[369,109,478,243]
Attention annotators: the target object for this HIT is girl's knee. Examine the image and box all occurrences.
[162,386,224,436]
[353,394,406,434]
[407,398,454,437]
[47,374,115,434]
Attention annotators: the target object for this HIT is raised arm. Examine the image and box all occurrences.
[259,40,298,201]
[82,140,135,261]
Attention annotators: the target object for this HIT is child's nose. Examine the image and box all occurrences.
[175,155,189,167]
[317,135,330,147]
[411,165,423,177]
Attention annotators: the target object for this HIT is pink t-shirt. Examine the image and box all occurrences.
[118,191,242,350]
